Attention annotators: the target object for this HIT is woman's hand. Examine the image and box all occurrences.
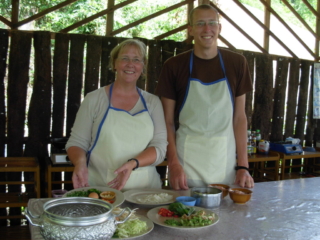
[107,161,135,190]
[72,164,89,189]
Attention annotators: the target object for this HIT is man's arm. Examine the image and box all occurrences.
[233,94,254,188]
[161,97,188,190]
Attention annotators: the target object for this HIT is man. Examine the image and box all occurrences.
[156,4,254,190]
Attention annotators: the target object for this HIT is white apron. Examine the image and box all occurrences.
[87,84,162,191]
[176,50,236,187]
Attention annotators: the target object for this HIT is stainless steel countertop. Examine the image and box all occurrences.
[28,178,320,240]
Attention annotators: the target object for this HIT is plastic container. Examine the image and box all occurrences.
[176,196,196,206]
[258,140,270,154]
[51,189,68,198]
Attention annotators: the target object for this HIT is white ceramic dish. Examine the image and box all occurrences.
[147,205,219,229]
[124,189,180,206]
[112,215,154,239]
[62,186,125,207]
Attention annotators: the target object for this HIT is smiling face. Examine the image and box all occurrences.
[114,45,144,84]
[188,8,221,56]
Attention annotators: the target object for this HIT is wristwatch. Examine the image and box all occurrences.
[127,158,139,170]
[235,166,250,172]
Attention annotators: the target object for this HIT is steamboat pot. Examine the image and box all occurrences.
[25,197,132,240]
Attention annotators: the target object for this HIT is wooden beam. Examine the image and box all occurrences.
[110,0,191,36]
[281,0,317,39]
[233,0,300,58]
[260,0,316,58]
[0,16,11,27]
[263,0,271,52]
[11,0,19,30]
[218,35,237,50]
[60,0,137,33]
[105,0,115,36]
[154,24,188,40]
[199,0,210,4]
[13,0,78,29]
[211,2,268,54]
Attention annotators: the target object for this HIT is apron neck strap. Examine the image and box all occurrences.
[189,50,194,76]
[109,82,148,111]
[218,50,227,77]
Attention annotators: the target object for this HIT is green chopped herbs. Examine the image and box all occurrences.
[66,188,101,197]
[168,202,195,216]
[164,203,215,227]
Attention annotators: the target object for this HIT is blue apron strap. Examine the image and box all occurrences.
[86,83,113,165]
[218,50,234,110]
[189,50,194,76]
[218,50,227,78]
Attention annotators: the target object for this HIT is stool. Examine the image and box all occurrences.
[46,157,74,197]
[0,157,40,222]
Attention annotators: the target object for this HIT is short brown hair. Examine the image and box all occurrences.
[189,4,220,26]
[109,39,147,79]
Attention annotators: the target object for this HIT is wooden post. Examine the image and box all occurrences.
[106,0,115,36]
[198,0,210,4]
[11,0,19,30]
[316,0,320,61]
[186,0,195,44]
[263,0,271,53]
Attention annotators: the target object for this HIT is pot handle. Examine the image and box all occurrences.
[114,207,133,224]
[25,207,43,227]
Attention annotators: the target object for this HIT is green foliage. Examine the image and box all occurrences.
[239,0,317,30]
[0,0,188,41]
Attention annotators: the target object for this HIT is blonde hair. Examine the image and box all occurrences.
[189,4,220,26]
[109,39,147,79]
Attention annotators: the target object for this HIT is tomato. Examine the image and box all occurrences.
[158,208,178,217]
[102,198,115,204]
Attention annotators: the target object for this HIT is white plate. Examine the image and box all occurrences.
[112,215,154,239]
[124,189,180,206]
[147,205,219,229]
[62,186,124,207]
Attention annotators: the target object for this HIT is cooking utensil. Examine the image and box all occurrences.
[25,197,132,240]
[191,187,222,208]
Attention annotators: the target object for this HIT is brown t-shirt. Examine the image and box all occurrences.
[156,48,253,123]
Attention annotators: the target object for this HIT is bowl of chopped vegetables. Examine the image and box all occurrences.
[229,188,252,204]
[176,196,196,206]
[149,202,219,228]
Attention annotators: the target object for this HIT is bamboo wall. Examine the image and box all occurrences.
[0,28,319,224]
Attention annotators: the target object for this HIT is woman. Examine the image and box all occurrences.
[66,39,167,191]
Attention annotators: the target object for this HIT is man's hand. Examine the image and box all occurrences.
[169,163,189,190]
[234,169,254,188]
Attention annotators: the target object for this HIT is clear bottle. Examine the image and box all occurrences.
[251,131,256,154]
[247,135,252,156]
[256,129,261,149]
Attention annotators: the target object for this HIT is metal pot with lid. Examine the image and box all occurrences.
[25,197,132,240]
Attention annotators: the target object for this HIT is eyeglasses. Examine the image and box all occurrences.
[118,57,144,64]
[194,20,219,28]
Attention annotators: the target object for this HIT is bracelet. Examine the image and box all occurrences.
[128,158,139,170]
[235,166,250,172]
